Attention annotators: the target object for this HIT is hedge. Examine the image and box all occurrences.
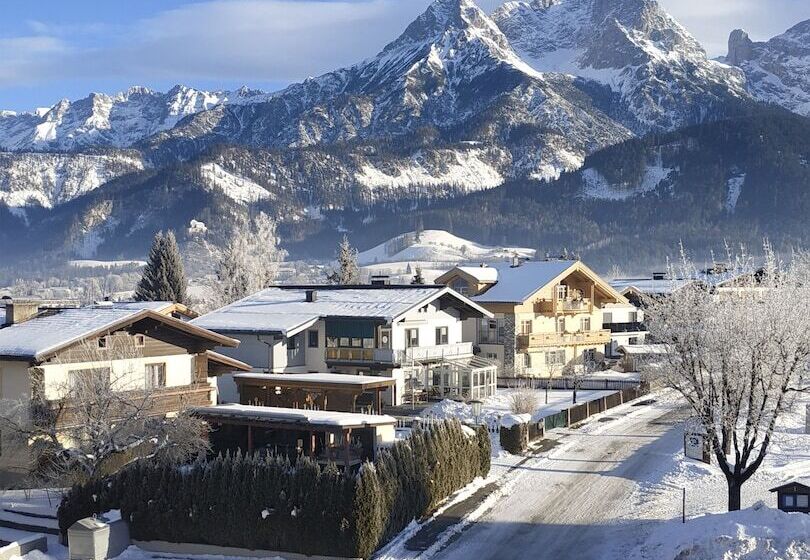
[58,419,489,559]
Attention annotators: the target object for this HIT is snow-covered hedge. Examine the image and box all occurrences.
[500,414,531,454]
[58,419,490,560]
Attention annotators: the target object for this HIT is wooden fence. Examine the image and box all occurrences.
[498,377,643,391]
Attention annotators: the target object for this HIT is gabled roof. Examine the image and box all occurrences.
[769,477,810,492]
[0,307,239,362]
[112,301,199,319]
[610,278,695,296]
[437,265,500,285]
[192,285,492,336]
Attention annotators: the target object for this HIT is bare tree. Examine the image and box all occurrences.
[643,243,810,511]
[0,336,209,487]
[207,212,287,308]
[508,387,539,415]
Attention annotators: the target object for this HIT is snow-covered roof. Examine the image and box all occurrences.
[770,477,810,491]
[234,372,396,387]
[0,307,143,360]
[618,344,670,356]
[0,306,238,361]
[610,278,694,296]
[472,261,577,303]
[456,266,499,283]
[193,404,397,428]
[112,301,175,312]
[193,286,491,336]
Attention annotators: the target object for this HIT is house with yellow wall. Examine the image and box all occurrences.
[436,260,627,377]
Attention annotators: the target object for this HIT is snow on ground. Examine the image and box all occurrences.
[357,230,535,267]
[68,260,146,269]
[199,163,272,205]
[633,503,810,560]
[355,149,504,192]
[422,388,617,424]
[726,173,746,212]
[631,393,810,522]
[580,165,674,200]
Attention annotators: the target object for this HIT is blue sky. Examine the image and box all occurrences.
[2,0,810,112]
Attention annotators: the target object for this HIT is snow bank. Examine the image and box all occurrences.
[637,504,810,560]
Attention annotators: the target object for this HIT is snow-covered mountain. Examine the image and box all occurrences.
[0,85,265,151]
[722,22,810,116]
[492,0,748,132]
[146,0,631,181]
[0,152,144,208]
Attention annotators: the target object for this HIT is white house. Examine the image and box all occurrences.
[192,285,497,405]
[601,302,647,359]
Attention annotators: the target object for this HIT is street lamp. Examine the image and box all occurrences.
[470,400,483,424]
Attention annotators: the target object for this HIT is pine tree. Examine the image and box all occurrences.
[135,231,188,303]
[326,235,360,285]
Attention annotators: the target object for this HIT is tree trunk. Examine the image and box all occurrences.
[727,478,742,511]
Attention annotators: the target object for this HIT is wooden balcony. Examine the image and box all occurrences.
[516,329,611,349]
[534,298,593,315]
[40,384,213,429]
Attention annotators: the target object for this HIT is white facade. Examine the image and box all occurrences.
[213,299,474,405]
[601,302,647,358]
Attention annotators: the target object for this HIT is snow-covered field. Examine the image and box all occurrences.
[357,230,534,266]
[422,388,618,424]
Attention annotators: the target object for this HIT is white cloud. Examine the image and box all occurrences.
[1,0,810,105]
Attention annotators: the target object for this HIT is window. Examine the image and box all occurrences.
[451,279,469,296]
[602,312,613,325]
[545,350,565,366]
[134,334,146,347]
[556,317,565,333]
[523,353,532,369]
[520,320,533,335]
[435,326,448,345]
[799,495,809,508]
[145,363,166,390]
[628,311,638,323]
[629,337,638,345]
[580,317,591,332]
[784,495,796,508]
[339,337,350,347]
[98,336,108,349]
[308,330,319,348]
[419,305,429,314]
[556,285,568,300]
[363,338,374,349]
[486,353,498,360]
[405,329,419,348]
[351,337,363,348]
[326,337,338,348]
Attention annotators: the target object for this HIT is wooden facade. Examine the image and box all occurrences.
[770,480,810,513]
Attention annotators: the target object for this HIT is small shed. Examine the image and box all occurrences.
[770,478,810,513]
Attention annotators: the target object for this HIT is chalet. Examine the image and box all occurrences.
[770,478,810,513]
[436,260,626,378]
[192,285,497,405]
[0,299,249,484]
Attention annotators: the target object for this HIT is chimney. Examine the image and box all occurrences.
[2,298,41,326]
[510,254,522,268]
[305,289,318,303]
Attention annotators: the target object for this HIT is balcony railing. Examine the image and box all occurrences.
[534,298,593,314]
[603,322,647,333]
[516,329,612,349]
[325,342,474,364]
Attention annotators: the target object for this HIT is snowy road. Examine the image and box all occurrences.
[433,400,689,560]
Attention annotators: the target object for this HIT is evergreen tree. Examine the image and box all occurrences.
[411,266,425,285]
[326,235,360,285]
[135,231,188,303]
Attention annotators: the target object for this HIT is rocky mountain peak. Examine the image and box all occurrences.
[726,29,754,65]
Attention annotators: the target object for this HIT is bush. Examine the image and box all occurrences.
[476,424,491,476]
[59,419,489,559]
[508,389,539,414]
